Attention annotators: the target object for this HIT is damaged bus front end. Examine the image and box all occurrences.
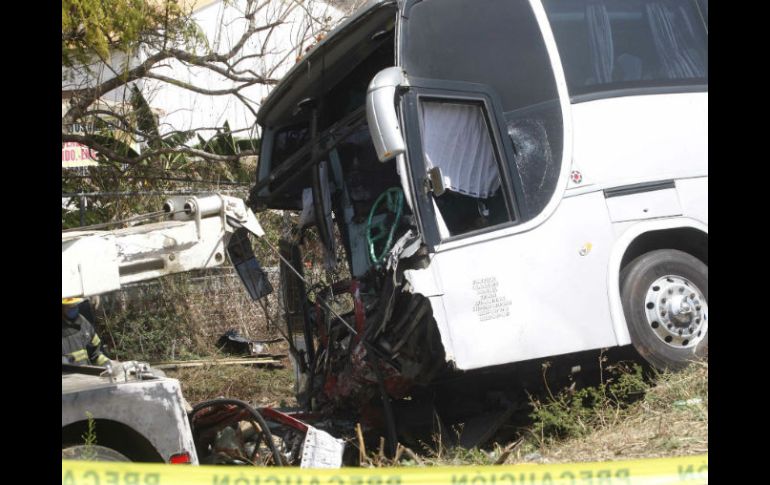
[249,0,448,438]
[248,0,708,450]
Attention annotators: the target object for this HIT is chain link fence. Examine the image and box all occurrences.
[94,266,288,362]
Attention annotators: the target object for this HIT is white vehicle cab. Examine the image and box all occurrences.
[249,0,707,442]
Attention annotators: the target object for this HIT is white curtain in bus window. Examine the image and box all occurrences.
[419,102,501,199]
[645,2,706,79]
[586,3,613,84]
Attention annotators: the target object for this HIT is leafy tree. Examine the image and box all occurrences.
[62,0,337,165]
[62,0,194,68]
[62,0,338,228]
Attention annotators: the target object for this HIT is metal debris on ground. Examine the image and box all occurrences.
[151,357,284,370]
[192,400,344,468]
[217,329,283,357]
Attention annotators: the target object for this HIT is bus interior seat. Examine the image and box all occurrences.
[434,188,507,236]
[613,53,643,82]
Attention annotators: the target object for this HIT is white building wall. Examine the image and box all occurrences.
[63,0,344,142]
[146,0,343,139]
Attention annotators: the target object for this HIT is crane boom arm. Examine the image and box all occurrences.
[62,194,267,299]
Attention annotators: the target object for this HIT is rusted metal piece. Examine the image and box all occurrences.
[259,407,309,433]
[383,374,412,398]
[212,426,249,462]
[192,404,253,447]
[316,303,328,347]
[193,404,252,428]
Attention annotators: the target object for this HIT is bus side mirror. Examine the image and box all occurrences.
[366,67,406,162]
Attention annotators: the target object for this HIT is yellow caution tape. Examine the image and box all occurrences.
[62,454,707,485]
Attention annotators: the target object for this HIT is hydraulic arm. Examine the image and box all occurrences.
[62,194,266,299]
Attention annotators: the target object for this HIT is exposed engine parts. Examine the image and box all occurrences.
[191,399,345,467]
[278,234,446,412]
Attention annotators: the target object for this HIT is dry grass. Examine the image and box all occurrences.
[95,268,287,362]
[161,350,707,468]
[165,360,297,407]
[505,360,708,465]
[354,360,707,468]
[164,355,707,468]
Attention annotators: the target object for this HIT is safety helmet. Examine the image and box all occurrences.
[62,297,84,306]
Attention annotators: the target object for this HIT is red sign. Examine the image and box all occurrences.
[62,142,98,167]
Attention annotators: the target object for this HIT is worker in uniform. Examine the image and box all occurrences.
[62,297,111,366]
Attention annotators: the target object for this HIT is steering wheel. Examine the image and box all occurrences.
[366,187,405,265]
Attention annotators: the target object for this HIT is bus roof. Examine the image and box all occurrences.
[257,0,397,127]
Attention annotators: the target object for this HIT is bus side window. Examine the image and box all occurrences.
[542,0,708,95]
[419,100,512,237]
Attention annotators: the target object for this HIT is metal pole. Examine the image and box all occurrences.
[79,194,86,226]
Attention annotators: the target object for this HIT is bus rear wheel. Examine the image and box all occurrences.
[620,249,708,371]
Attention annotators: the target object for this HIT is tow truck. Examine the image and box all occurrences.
[62,194,345,466]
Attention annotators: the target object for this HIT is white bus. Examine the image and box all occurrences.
[250,0,707,430]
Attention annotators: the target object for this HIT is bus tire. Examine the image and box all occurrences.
[620,249,708,371]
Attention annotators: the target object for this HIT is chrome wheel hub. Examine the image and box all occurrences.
[644,275,708,349]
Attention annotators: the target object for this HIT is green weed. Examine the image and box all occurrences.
[529,359,649,442]
[80,412,97,461]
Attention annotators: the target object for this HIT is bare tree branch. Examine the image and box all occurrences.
[63,0,339,172]
[234,92,260,119]
[79,110,257,144]
[146,73,269,95]
[64,50,173,124]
